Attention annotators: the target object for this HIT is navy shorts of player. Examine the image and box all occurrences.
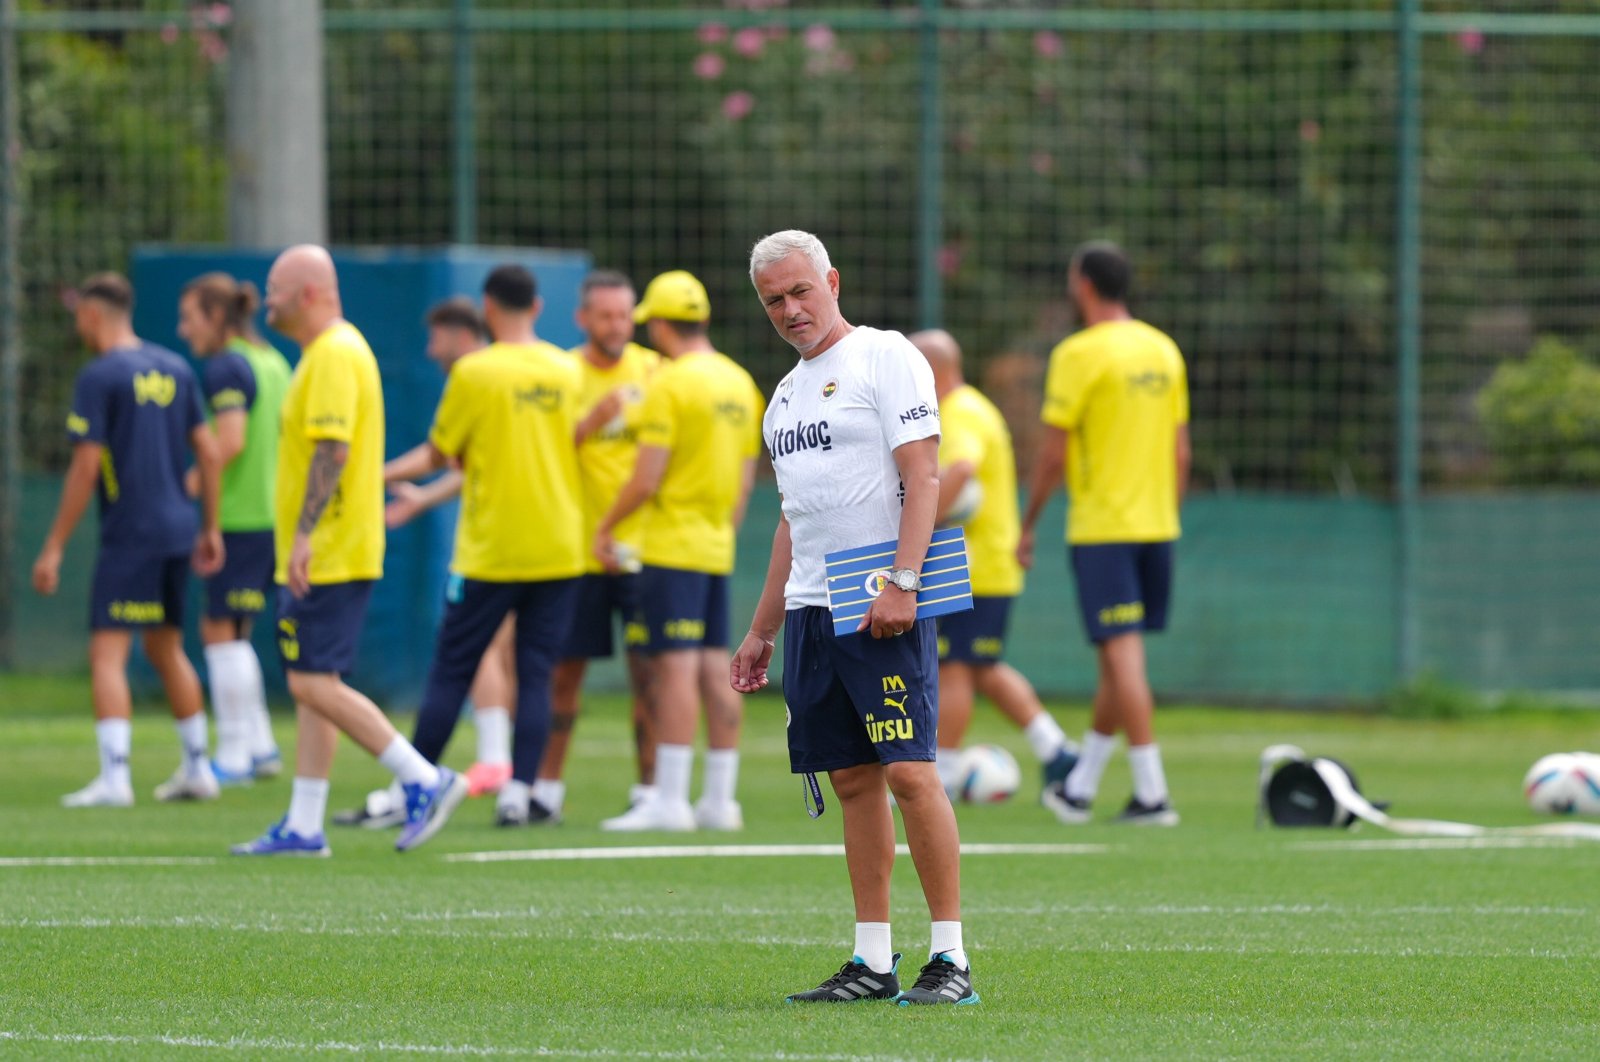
[628,566,730,654]
[275,581,374,675]
[205,530,276,629]
[561,571,640,659]
[1069,541,1173,644]
[90,548,190,630]
[936,596,1012,665]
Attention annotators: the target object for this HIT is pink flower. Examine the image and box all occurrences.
[697,22,729,45]
[1299,119,1321,143]
[160,23,180,44]
[722,90,755,121]
[1457,27,1485,55]
[196,30,228,63]
[937,245,962,278]
[803,24,836,53]
[1030,151,1054,176]
[1033,31,1064,59]
[734,27,765,58]
[206,3,232,27]
[694,52,727,80]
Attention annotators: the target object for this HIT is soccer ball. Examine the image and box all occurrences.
[942,478,984,527]
[1522,752,1600,815]
[956,744,1021,804]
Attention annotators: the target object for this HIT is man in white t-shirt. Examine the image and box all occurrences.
[731,230,977,1007]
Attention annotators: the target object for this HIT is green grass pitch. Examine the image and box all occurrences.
[2,672,1597,1059]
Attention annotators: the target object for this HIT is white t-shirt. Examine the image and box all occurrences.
[765,326,941,609]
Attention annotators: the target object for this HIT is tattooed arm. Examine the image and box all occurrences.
[287,439,349,597]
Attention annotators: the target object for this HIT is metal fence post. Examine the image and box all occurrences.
[1395,0,1422,684]
[451,0,477,245]
[0,0,22,668]
[916,0,943,329]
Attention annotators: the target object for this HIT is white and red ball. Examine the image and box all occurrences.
[957,744,1021,804]
[1523,752,1600,816]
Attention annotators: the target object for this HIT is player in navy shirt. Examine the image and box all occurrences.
[32,273,226,808]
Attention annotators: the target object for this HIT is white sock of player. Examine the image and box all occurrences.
[474,706,511,765]
[1023,713,1069,763]
[498,778,529,813]
[203,642,252,773]
[854,921,893,974]
[929,921,969,971]
[654,744,693,807]
[377,736,441,789]
[629,783,656,806]
[286,776,329,837]
[531,778,564,813]
[1127,743,1170,806]
[701,748,739,806]
[237,645,276,760]
[1065,729,1117,802]
[96,718,132,791]
[935,747,965,792]
[173,712,213,779]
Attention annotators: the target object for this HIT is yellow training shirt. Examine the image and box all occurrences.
[939,384,1023,597]
[430,341,585,582]
[571,342,659,574]
[274,320,386,584]
[1041,320,1188,544]
[635,351,764,575]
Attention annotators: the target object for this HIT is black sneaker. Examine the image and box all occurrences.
[1114,796,1180,826]
[331,791,406,829]
[896,954,979,1006]
[785,954,901,1003]
[495,798,561,828]
[1040,780,1092,824]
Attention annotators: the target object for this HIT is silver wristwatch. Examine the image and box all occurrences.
[884,568,922,593]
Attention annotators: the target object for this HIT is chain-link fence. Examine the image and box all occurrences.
[5,1,1600,698]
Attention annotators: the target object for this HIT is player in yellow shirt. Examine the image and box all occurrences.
[594,270,764,832]
[233,245,467,856]
[333,297,521,829]
[382,264,586,828]
[909,330,1077,801]
[1018,242,1191,827]
[535,271,660,821]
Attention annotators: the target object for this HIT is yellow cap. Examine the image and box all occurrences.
[633,270,711,323]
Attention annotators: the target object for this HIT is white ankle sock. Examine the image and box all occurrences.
[378,736,440,788]
[474,706,511,766]
[854,921,893,974]
[701,749,739,806]
[173,712,212,777]
[203,642,251,773]
[1065,729,1117,802]
[287,776,329,837]
[1023,714,1068,762]
[531,778,565,813]
[655,744,693,806]
[935,747,965,792]
[96,718,132,790]
[1128,743,1169,806]
[929,921,969,970]
[498,778,530,812]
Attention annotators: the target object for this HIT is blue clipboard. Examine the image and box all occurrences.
[823,526,975,637]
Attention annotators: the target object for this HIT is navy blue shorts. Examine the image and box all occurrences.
[275,580,374,675]
[90,549,188,630]
[205,530,276,622]
[937,595,1012,664]
[1070,541,1174,644]
[629,565,729,654]
[781,605,939,774]
[561,572,639,659]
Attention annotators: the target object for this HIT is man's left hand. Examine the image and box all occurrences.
[859,583,917,639]
[192,528,225,577]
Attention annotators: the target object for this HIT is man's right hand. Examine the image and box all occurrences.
[31,543,62,596]
[730,632,774,693]
[385,481,426,529]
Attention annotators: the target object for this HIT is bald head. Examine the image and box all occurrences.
[265,244,341,343]
[910,328,963,395]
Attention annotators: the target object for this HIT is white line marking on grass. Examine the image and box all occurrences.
[0,1031,936,1060]
[445,841,1109,864]
[0,856,218,868]
[1289,836,1587,852]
